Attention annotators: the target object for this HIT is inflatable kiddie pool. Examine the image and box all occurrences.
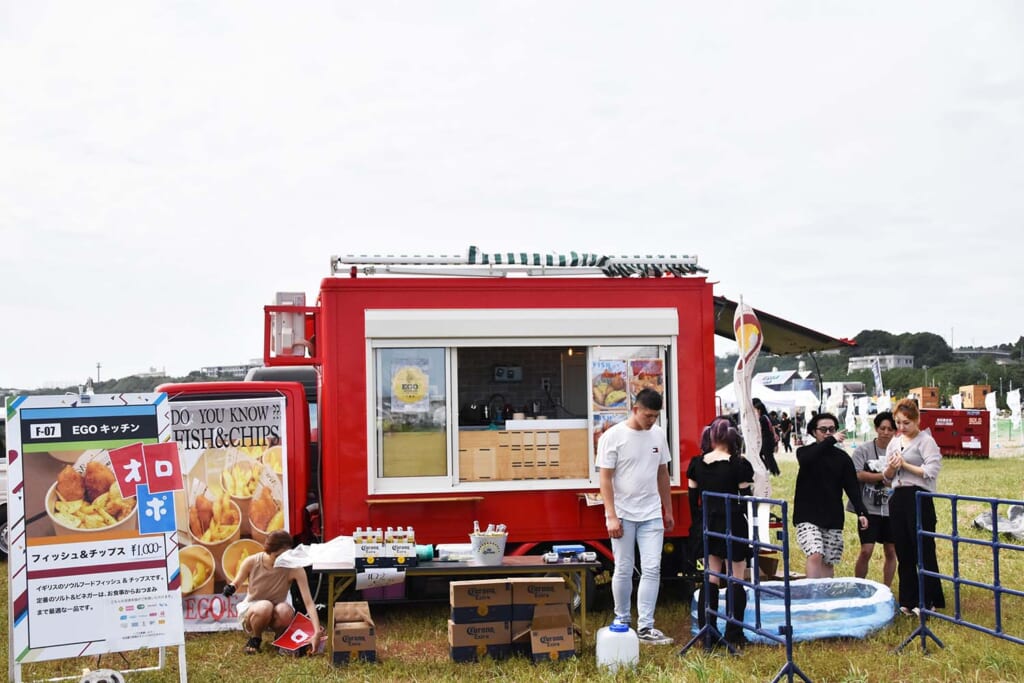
[691,577,895,644]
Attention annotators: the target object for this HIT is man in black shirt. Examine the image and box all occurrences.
[793,413,869,578]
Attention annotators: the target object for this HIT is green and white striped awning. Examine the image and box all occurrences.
[331,246,706,278]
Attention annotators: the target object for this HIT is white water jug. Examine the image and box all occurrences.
[596,621,639,672]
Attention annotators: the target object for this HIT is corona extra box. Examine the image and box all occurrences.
[450,578,512,623]
[525,603,576,663]
[509,577,571,623]
[332,601,376,665]
[448,620,511,662]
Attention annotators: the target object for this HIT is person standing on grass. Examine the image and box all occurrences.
[753,398,781,475]
[883,398,945,615]
[779,412,794,453]
[847,411,898,585]
[688,418,754,647]
[225,529,321,655]
[793,413,870,578]
[598,388,675,645]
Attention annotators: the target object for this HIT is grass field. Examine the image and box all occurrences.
[5,454,1024,682]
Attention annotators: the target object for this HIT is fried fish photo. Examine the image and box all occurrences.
[47,452,137,536]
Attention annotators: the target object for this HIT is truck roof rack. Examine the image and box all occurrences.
[330,245,706,278]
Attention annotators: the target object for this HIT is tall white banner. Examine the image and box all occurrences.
[871,358,884,396]
[985,391,999,432]
[857,396,873,438]
[1007,389,1021,432]
[733,301,768,498]
[844,396,857,435]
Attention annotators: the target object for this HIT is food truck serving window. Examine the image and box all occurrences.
[366,308,678,495]
[374,348,449,479]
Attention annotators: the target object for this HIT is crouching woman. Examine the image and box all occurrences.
[224,529,321,655]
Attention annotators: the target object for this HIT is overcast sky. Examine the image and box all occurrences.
[3,2,1023,390]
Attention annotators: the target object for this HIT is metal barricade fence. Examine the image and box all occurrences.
[680,492,812,683]
[898,491,1024,653]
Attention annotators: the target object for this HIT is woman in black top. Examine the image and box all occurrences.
[687,418,754,646]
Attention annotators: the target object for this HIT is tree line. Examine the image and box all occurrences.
[717,331,1024,409]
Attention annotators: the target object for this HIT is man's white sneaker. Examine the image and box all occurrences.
[637,627,674,645]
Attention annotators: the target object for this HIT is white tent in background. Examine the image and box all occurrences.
[716,382,819,416]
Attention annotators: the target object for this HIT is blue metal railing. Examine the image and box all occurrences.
[679,492,811,683]
[898,492,1024,653]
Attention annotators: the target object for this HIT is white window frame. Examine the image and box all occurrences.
[365,308,679,495]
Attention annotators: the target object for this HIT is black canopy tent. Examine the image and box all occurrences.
[713,296,855,355]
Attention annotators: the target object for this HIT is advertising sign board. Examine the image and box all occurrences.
[169,395,290,631]
[5,393,185,680]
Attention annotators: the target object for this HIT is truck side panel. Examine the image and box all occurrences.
[316,276,716,546]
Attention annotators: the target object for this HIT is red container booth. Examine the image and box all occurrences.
[919,409,990,458]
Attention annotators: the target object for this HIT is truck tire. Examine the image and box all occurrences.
[551,563,597,612]
[535,542,604,612]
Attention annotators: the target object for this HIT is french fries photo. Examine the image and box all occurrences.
[261,445,283,475]
[188,490,240,544]
[180,546,216,595]
[51,461,136,530]
[221,458,261,498]
[223,539,262,584]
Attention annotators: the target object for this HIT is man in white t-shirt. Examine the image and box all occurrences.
[597,388,675,645]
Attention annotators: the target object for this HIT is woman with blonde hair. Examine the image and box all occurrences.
[882,398,945,614]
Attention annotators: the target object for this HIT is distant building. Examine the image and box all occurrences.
[847,354,914,373]
[753,370,817,393]
[953,348,1013,361]
[201,363,262,379]
[753,370,795,390]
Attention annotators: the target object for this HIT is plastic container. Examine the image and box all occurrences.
[469,532,508,566]
[596,621,639,672]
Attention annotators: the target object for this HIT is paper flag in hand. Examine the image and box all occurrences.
[272,612,316,651]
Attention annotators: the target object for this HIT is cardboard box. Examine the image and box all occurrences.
[386,541,417,567]
[448,619,511,662]
[450,578,512,623]
[332,601,376,665]
[509,577,571,622]
[909,387,940,409]
[959,384,991,409]
[524,603,576,663]
[511,619,532,655]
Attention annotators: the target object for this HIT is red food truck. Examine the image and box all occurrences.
[163,248,847,601]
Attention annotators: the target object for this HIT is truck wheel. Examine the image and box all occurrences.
[0,506,8,560]
[560,564,597,612]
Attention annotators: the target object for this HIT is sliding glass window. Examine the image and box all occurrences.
[374,347,448,478]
